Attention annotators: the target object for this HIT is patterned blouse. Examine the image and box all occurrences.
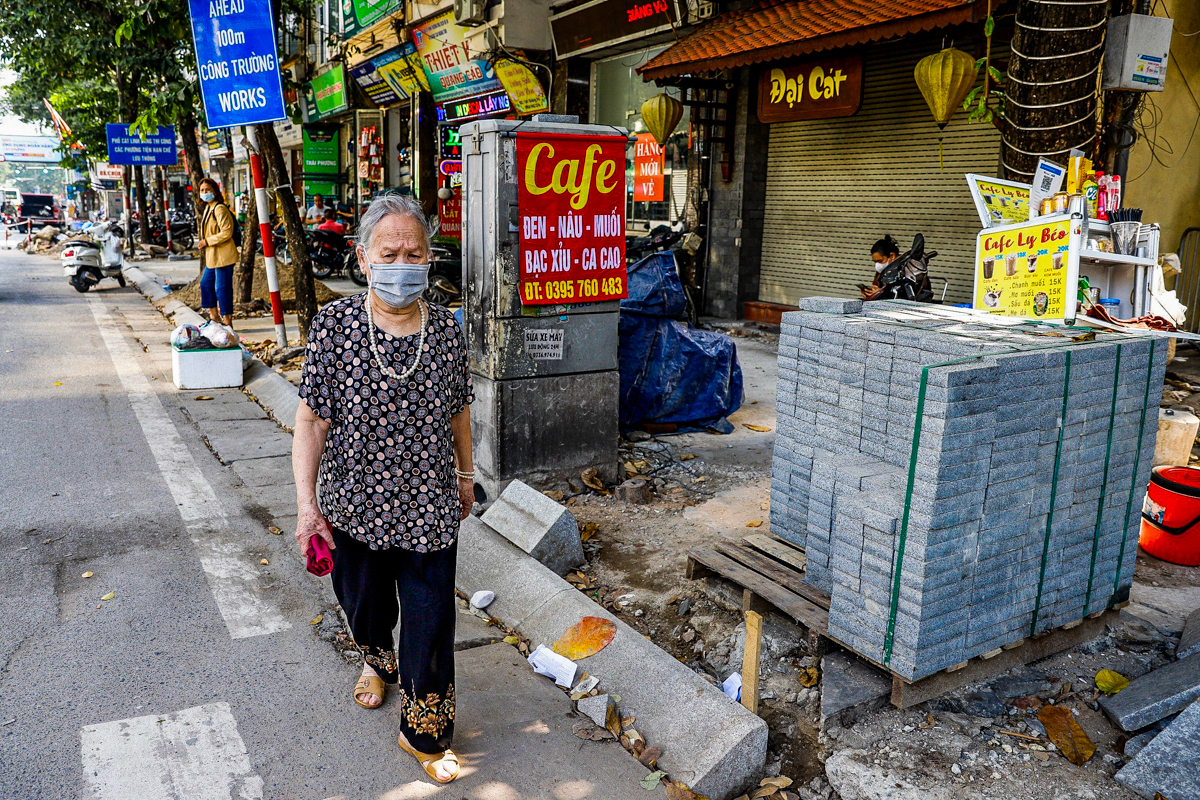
[299,294,473,551]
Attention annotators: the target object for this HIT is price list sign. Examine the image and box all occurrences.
[975,217,1072,320]
[516,132,628,305]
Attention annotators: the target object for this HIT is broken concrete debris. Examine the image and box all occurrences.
[1100,650,1200,731]
[1178,606,1200,660]
[770,299,1166,680]
[480,479,586,575]
[1115,699,1200,799]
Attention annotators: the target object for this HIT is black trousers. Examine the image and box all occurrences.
[330,526,458,753]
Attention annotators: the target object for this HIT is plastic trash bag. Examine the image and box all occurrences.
[171,324,201,348]
[176,335,215,351]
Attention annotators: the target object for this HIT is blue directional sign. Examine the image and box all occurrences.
[187,0,287,129]
[105,124,178,166]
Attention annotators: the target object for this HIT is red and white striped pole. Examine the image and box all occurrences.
[247,127,287,347]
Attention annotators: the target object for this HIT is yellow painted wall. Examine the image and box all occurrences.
[1124,1,1200,253]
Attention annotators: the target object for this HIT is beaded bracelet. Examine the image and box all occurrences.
[455,469,476,480]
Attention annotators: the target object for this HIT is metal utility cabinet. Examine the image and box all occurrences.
[460,116,625,500]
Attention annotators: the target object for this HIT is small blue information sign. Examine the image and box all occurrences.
[187,0,286,129]
[105,124,178,166]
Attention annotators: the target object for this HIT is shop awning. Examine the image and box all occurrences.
[638,0,990,81]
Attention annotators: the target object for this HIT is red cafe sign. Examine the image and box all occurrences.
[757,55,863,124]
[516,132,628,305]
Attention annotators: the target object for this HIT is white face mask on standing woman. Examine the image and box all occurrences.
[366,258,430,310]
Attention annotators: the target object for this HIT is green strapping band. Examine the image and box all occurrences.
[883,363,930,665]
[1113,338,1158,598]
[1084,343,1122,614]
[1030,350,1073,637]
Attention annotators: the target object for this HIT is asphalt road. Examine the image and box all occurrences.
[0,248,656,799]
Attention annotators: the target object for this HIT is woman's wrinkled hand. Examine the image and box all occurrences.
[296,501,334,556]
[458,476,474,520]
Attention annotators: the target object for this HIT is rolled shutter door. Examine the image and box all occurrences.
[759,36,1003,306]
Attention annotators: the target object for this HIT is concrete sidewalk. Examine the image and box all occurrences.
[117,262,683,798]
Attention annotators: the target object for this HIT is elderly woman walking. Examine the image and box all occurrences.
[292,195,474,784]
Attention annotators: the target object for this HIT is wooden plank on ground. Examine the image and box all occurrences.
[716,541,832,610]
[744,534,807,572]
[889,609,1119,708]
[686,547,829,631]
[742,610,763,715]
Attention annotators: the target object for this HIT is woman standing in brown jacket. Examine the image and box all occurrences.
[197,178,239,327]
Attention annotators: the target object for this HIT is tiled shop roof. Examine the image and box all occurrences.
[638,0,989,80]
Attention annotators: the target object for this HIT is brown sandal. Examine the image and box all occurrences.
[353,675,386,709]
[397,733,460,784]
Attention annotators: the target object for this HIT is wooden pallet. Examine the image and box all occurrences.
[685,533,1124,708]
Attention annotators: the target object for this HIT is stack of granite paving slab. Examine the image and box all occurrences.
[769,298,1166,681]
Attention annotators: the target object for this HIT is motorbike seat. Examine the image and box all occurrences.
[63,239,99,247]
[310,228,346,247]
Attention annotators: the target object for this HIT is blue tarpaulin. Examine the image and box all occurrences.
[619,253,743,432]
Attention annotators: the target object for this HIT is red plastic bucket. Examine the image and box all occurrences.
[1140,465,1200,566]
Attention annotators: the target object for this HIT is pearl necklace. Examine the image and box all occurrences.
[364,294,427,383]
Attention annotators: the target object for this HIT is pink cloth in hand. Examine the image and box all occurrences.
[307,532,333,576]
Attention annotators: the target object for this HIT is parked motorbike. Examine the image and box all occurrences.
[860,233,948,303]
[146,212,195,250]
[424,240,462,306]
[62,221,125,292]
[309,228,368,285]
[626,224,684,264]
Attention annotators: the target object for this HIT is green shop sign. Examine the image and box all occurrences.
[303,128,340,197]
[341,0,401,39]
[303,65,350,122]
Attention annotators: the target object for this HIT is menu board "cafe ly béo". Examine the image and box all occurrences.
[974,216,1074,320]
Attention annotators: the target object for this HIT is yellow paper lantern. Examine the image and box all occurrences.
[641,93,684,146]
[914,47,977,129]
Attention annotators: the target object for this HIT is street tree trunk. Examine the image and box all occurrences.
[179,111,205,219]
[134,165,151,244]
[254,122,317,340]
[1001,0,1108,179]
[235,165,261,305]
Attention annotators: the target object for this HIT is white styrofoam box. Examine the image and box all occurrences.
[171,346,243,390]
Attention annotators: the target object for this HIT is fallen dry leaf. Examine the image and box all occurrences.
[580,522,599,543]
[267,526,283,535]
[638,746,662,768]
[581,467,606,492]
[194,395,213,401]
[259,559,269,566]
[1095,669,1130,694]
[100,592,115,601]
[503,635,520,645]
[543,489,565,501]
[624,460,637,475]
[664,780,700,800]
[799,666,819,687]
[605,699,622,738]
[309,614,323,626]
[553,616,617,660]
[567,479,580,493]
[694,476,708,483]
[1014,696,1043,710]
[1038,705,1096,766]
[760,777,793,790]
[680,453,696,461]
[640,770,666,791]
[743,424,772,432]
[750,789,776,800]
[81,571,93,579]
[746,520,764,528]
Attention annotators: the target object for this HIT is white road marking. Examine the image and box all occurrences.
[86,296,290,639]
[81,702,264,800]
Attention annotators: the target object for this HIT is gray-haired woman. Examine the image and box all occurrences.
[292,195,473,784]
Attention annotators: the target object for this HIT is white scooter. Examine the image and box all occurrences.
[62,221,125,292]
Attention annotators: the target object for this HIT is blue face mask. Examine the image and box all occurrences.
[200,192,215,203]
[367,260,429,309]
